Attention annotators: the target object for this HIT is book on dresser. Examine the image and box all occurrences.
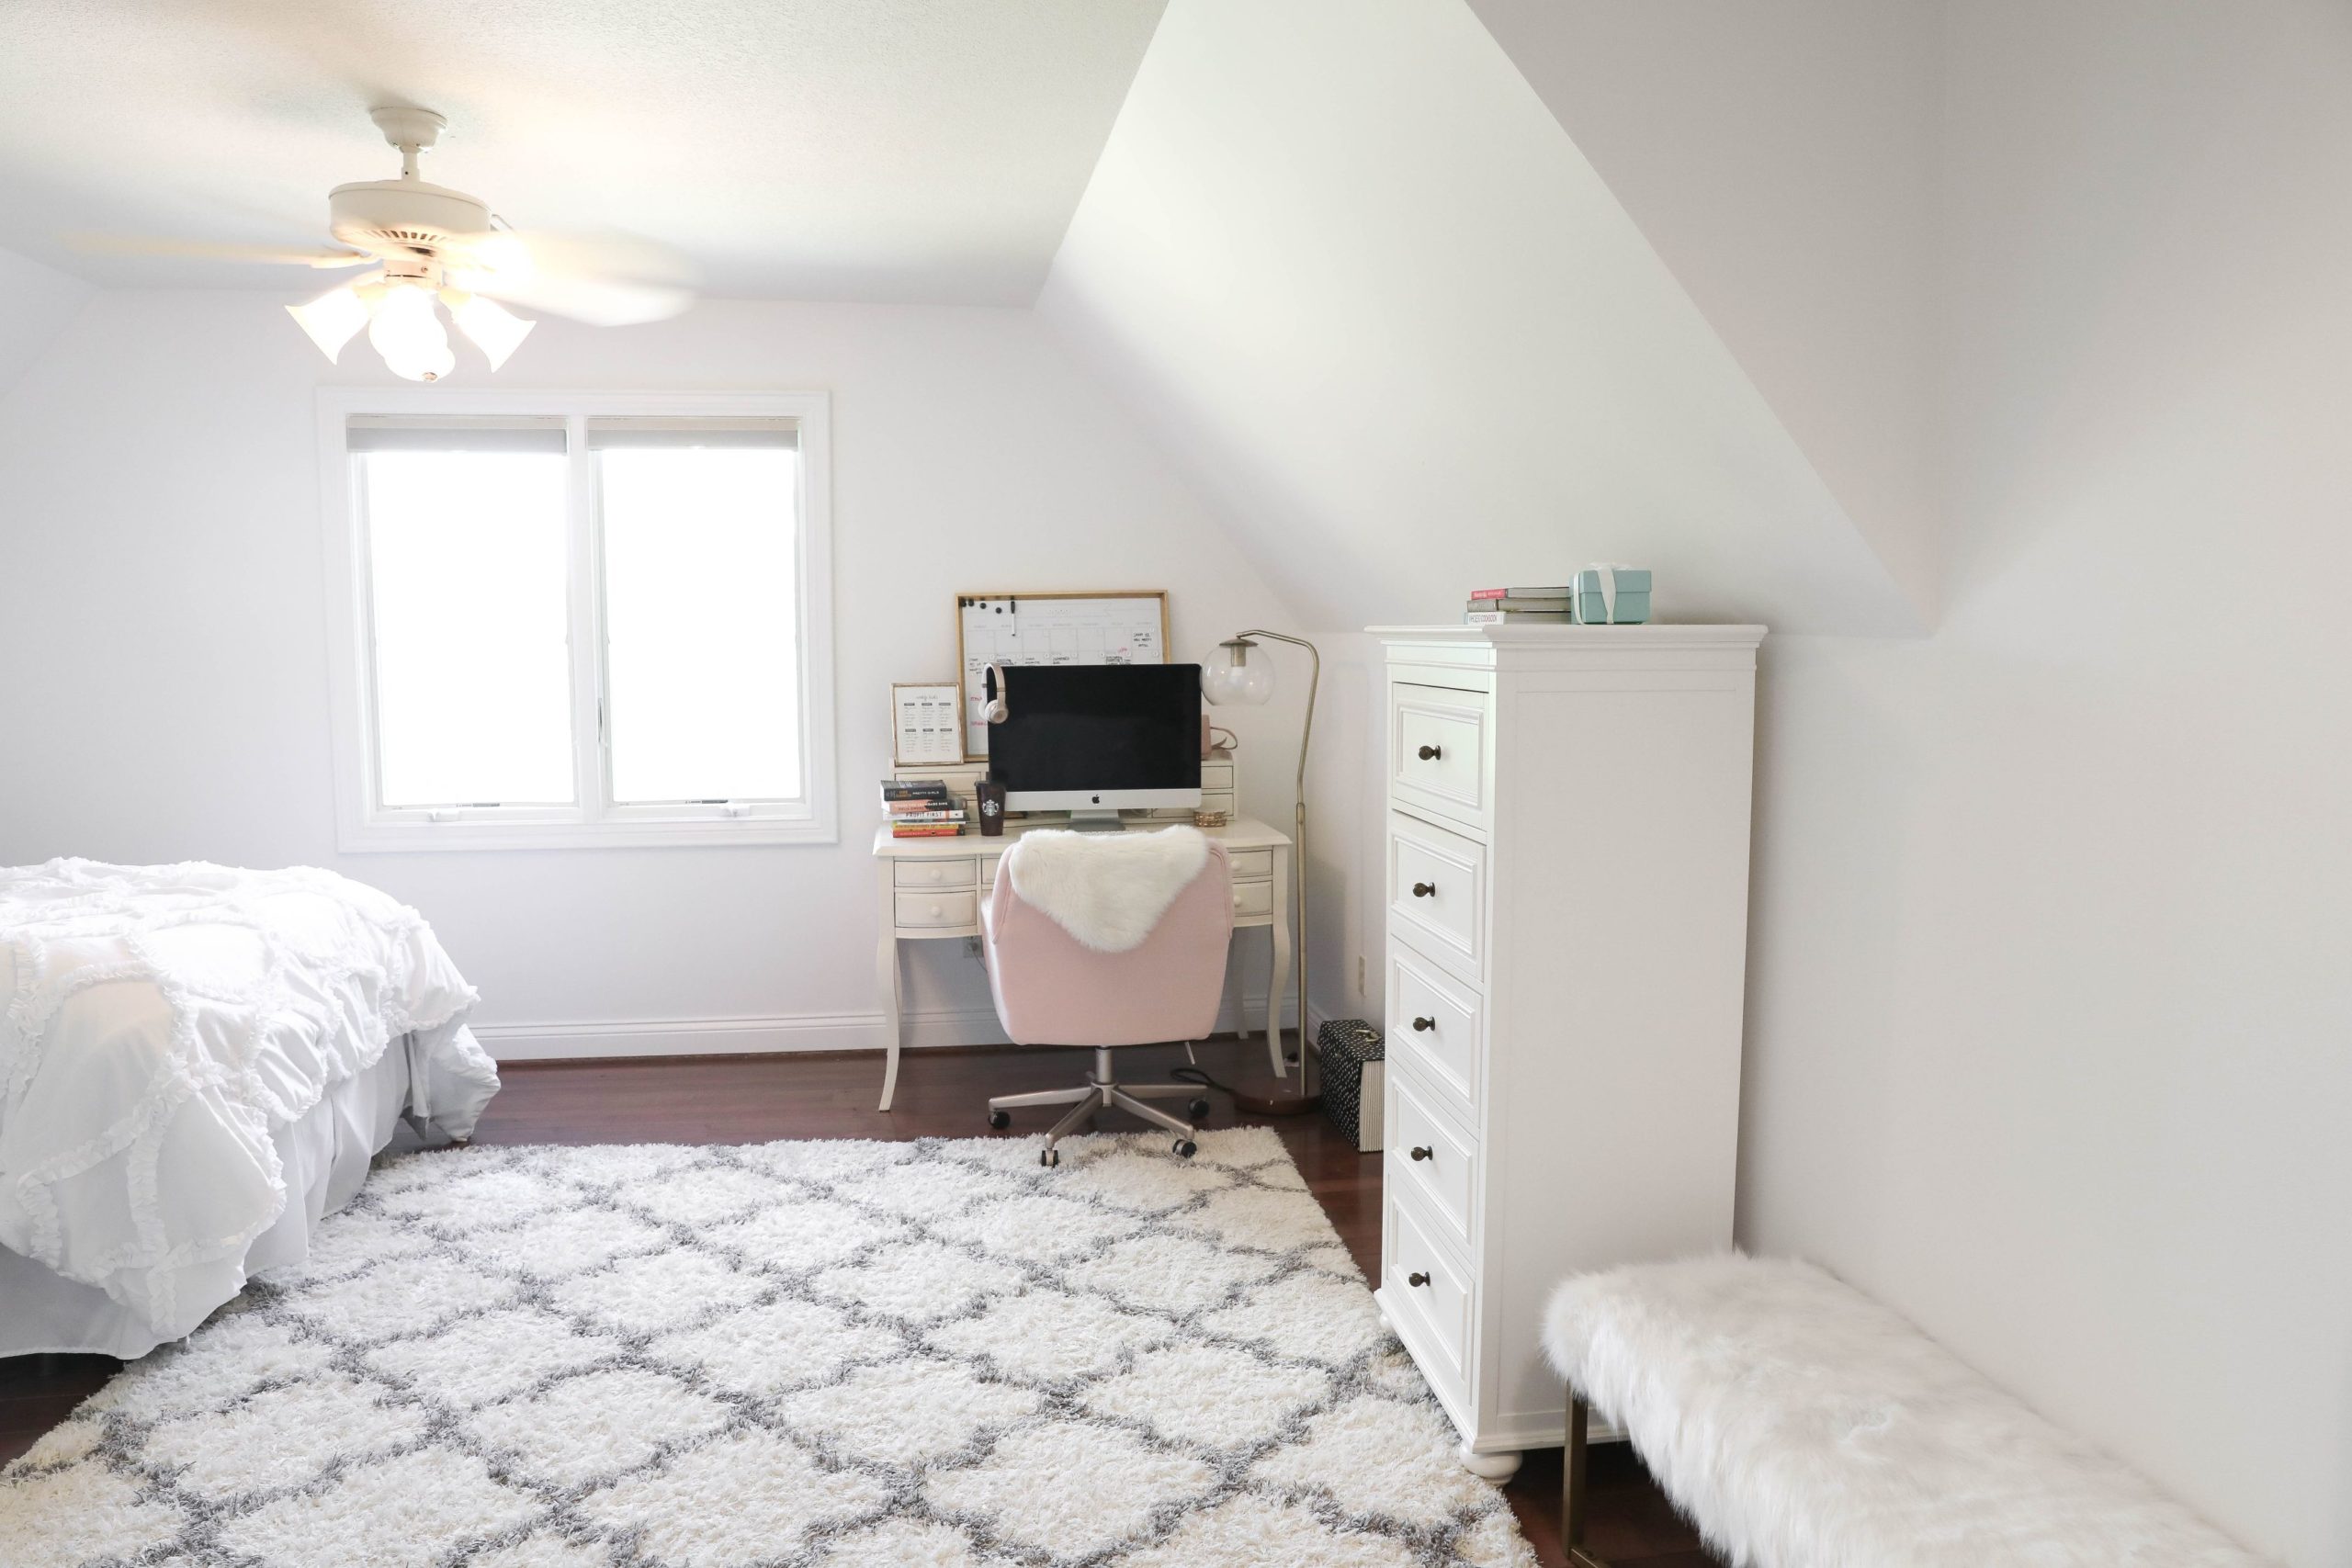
[1368,622,1765,1482]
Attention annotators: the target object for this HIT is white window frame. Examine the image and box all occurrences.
[318,388,837,851]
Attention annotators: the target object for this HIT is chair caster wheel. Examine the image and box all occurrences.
[988,1110,1011,1130]
[1186,1098,1212,1122]
[1040,1147,1060,1168]
[1172,1139,1197,1159]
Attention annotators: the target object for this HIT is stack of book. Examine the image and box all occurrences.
[1464,586,1574,625]
[882,779,966,837]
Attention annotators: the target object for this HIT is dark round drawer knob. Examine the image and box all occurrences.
[1409,1145,1433,1162]
[1411,881,1436,898]
[1411,1016,1435,1032]
[1408,1270,1430,1288]
[1417,744,1442,761]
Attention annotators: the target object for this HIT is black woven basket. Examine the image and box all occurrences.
[1317,1018,1385,1147]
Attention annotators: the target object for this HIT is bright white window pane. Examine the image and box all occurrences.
[361,450,574,807]
[598,447,799,802]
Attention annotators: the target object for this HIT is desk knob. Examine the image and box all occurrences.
[1411,881,1436,898]
[1408,1271,1430,1288]
[1409,1145,1433,1162]
[1411,1016,1434,1032]
[1417,743,1442,761]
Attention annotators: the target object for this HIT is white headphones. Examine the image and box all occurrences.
[981,663,1010,724]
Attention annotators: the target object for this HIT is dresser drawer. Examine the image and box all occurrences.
[1227,849,1273,880]
[1384,1183,1476,1392]
[1202,761,1237,792]
[894,858,977,891]
[1388,941,1483,1123]
[1387,812,1486,979]
[1230,880,1273,919]
[1390,682,1489,829]
[894,890,978,930]
[1386,1069,1479,1251]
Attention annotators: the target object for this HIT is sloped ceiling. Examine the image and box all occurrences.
[1466,0,1940,622]
[0,244,92,400]
[1037,0,1923,636]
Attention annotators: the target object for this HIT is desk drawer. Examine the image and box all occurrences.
[1387,942,1483,1125]
[1202,761,1237,792]
[1387,812,1486,979]
[1227,849,1273,880]
[980,852,1002,886]
[894,859,977,891]
[1384,1183,1476,1390]
[894,890,977,930]
[1390,682,1489,829]
[1230,881,1273,919]
[1385,1070,1479,1251]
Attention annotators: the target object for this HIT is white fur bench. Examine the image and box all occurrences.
[1541,1255,2267,1568]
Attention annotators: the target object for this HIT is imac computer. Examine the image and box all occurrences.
[987,664,1203,831]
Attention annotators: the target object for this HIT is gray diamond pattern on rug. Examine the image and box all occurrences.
[1,1127,1534,1567]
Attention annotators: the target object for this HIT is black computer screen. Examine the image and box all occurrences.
[988,664,1203,795]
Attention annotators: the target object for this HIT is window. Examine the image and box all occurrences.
[320,392,835,849]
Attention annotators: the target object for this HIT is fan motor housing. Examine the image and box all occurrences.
[328,179,491,256]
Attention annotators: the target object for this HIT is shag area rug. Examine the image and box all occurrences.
[4,1128,1533,1567]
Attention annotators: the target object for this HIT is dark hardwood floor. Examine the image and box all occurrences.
[0,1036,1719,1566]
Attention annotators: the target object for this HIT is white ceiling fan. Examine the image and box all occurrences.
[79,106,696,381]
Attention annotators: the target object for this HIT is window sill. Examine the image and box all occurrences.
[335,816,839,852]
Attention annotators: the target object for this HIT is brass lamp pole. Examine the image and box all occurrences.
[1204,629,1318,1092]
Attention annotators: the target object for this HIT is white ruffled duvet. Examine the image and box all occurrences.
[0,860,498,1340]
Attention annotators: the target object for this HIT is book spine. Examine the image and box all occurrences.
[890,810,966,823]
[1468,588,1510,600]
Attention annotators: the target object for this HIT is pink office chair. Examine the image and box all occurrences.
[980,837,1233,1166]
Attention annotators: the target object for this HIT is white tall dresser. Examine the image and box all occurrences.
[1368,624,1766,1477]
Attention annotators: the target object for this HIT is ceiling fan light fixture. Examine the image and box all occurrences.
[367,281,456,382]
[285,283,369,363]
[445,290,536,372]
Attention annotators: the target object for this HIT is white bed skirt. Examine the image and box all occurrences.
[0,1033,479,1359]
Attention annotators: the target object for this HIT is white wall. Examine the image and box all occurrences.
[1037,0,1919,639]
[1464,0,1940,621]
[1740,6,2352,1562]
[0,244,92,399]
[0,291,1305,1055]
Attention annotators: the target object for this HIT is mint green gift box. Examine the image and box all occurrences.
[1574,567,1651,624]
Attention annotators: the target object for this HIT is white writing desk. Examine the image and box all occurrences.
[870,816,1294,1111]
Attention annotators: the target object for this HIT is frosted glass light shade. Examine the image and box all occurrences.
[1203,637,1274,705]
[368,283,456,382]
[447,292,536,371]
[286,284,369,363]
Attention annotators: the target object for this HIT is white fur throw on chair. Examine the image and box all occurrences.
[1544,1254,2269,1568]
[1003,825,1212,953]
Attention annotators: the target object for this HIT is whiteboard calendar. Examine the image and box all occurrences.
[956,590,1170,759]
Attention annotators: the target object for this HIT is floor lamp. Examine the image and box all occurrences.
[1203,630,1321,1114]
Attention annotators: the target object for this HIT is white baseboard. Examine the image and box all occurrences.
[475,994,1298,1064]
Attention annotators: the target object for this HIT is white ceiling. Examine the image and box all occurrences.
[0,0,1165,304]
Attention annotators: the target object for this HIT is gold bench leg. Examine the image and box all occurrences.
[1564,1389,1610,1568]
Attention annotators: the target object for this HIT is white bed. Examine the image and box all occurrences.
[0,859,499,1358]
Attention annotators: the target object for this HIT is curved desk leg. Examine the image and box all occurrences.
[1266,843,1293,1079]
[876,864,902,1112]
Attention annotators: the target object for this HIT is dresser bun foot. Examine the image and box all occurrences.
[1456,1444,1521,1482]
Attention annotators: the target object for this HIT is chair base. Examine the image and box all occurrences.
[989,1047,1207,1160]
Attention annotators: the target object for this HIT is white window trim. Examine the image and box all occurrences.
[317,388,838,852]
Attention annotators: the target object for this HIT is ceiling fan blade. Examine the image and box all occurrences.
[65,232,372,268]
[444,229,698,326]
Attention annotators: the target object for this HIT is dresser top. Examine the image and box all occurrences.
[1368,623,1767,646]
